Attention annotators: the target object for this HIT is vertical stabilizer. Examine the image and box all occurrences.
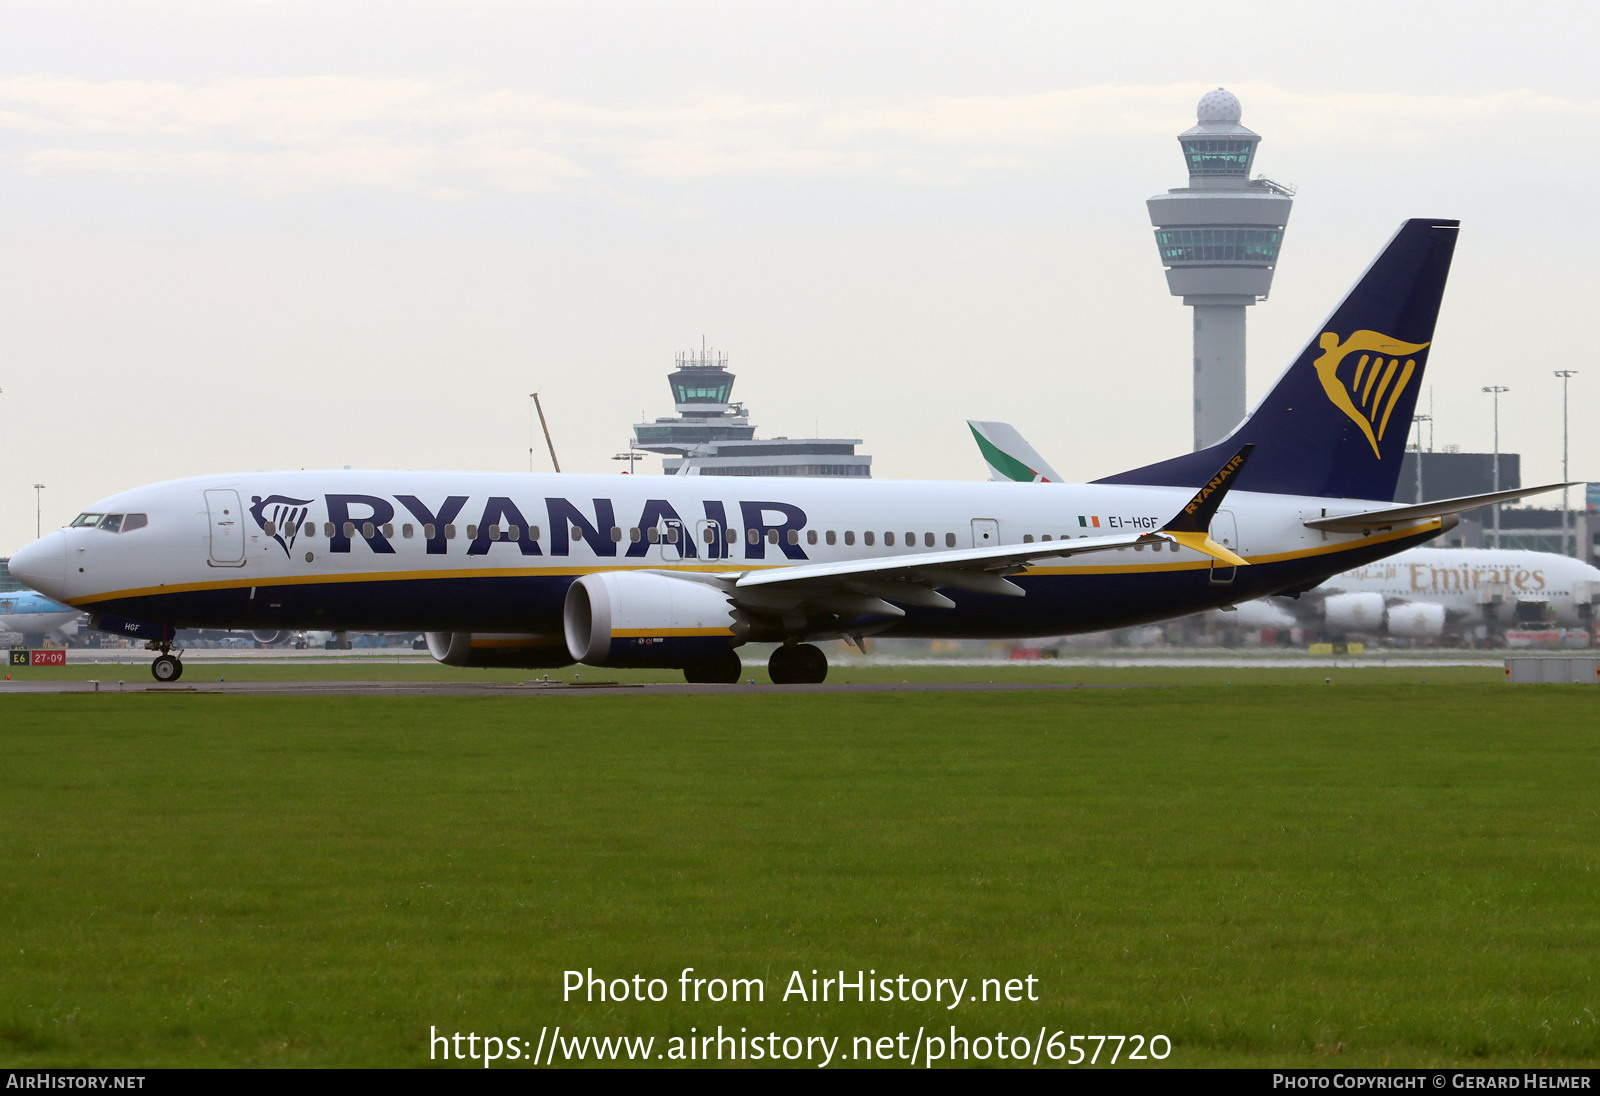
[968,421,1065,483]
[1097,218,1459,500]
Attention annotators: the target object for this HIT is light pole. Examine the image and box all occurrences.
[32,483,45,538]
[1555,370,1578,556]
[530,392,561,473]
[1483,386,1509,549]
[1410,414,1432,503]
[612,450,642,473]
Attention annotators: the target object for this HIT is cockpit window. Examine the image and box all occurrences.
[71,512,147,533]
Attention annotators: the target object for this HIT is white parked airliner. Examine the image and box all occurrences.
[5,220,1568,683]
[1306,547,1600,639]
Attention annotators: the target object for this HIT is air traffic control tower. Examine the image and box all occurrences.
[1149,88,1293,450]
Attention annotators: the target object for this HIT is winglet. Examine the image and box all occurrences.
[1160,444,1253,567]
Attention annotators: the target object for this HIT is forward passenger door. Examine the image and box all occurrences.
[205,489,246,567]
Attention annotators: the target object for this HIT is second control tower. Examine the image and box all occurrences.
[1148,88,1293,450]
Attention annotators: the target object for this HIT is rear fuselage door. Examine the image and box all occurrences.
[1209,509,1239,585]
[205,488,247,567]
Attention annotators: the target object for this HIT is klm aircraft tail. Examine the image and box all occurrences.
[1096,218,1459,501]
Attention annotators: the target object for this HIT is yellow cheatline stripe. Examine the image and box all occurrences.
[1247,518,1441,564]
[66,520,1442,604]
[65,561,778,607]
[612,627,733,638]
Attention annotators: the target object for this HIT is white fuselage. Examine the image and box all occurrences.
[9,469,1443,643]
[1320,547,1600,628]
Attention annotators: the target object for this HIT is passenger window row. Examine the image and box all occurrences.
[810,530,960,548]
[253,521,995,553]
[1020,533,1181,553]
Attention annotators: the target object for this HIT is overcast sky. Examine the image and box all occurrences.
[3,0,1597,551]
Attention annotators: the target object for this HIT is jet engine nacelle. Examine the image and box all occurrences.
[1385,601,1447,639]
[564,571,748,668]
[425,631,574,669]
[250,629,287,645]
[1323,591,1386,633]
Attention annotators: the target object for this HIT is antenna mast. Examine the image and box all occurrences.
[530,392,562,473]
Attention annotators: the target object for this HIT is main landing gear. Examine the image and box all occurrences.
[147,641,184,683]
[768,642,827,685]
[683,648,743,684]
[680,644,830,685]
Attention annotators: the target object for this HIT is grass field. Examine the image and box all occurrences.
[2,679,1597,1067]
[3,652,1505,687]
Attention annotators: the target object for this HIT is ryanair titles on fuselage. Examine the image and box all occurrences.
[246,489,1167,565]
[253,491,811,562]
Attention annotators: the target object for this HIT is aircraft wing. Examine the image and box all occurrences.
[727,530,1161,614]
[1304,482,1576,533]
[720,446,1254,618]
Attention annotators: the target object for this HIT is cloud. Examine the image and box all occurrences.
[1,75,1595,196]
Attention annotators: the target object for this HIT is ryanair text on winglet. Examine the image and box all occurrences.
[1183,452,1248,516]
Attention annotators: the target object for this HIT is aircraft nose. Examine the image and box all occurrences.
[9,531,67,599]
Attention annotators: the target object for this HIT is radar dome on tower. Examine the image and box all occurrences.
[1196,88,1242,124]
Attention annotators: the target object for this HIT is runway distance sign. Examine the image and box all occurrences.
[10,649,67,666]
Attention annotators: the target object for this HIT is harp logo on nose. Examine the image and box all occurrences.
[250,494,315,558]
[1312,330,1430,459]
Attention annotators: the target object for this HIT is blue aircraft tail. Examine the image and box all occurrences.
[1096,218,1459,501]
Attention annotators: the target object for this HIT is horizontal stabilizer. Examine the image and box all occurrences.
[1304,482,1576,532]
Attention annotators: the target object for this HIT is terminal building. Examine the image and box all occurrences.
[631,347,871,478]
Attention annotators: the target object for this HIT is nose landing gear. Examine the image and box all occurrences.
[146,640,185,683]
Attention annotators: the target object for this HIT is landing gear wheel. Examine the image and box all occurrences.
[683,648,744,684]
[768,643,827,685]
[151,655,184,683]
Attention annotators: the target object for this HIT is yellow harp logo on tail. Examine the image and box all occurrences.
[1312,330,1430,459]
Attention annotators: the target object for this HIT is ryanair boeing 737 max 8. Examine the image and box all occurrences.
[8,219,1563,683]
